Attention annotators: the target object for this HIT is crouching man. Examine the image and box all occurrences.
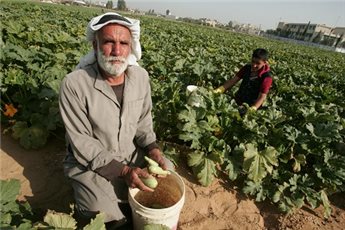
[59,12,173,228]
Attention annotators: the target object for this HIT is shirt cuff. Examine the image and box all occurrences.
[144,141,159,153]
[95,159,125,181]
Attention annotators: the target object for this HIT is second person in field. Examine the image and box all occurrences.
[215,48,273,113]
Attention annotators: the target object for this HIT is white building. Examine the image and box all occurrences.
[165,15,179,20]
[200,18,221,27]
[276,22,345,47]
[228,20,261,35]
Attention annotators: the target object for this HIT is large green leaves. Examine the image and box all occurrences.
[43,210,77,229]
[320,190,332,218]
[188,151,217,186]
[1,1,87,149]
[82,213,106,230]
[0,178,106,229]
[243,144,278,182]
[0,179,20,204]
[11,122,49,149]
[0,179,33,228]
[1,0,345,219]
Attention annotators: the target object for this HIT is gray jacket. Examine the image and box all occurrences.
[59,63,156,171]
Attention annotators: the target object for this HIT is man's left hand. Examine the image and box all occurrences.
[148,148,167,170]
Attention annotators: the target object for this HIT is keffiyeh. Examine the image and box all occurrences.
[77,12,141,69]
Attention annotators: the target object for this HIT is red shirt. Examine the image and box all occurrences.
[236,64,272,94]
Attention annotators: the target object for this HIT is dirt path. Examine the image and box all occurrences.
[0,132,73,214]
[1,131,344,229]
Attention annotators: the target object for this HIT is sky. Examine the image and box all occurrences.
[120,0,345,30]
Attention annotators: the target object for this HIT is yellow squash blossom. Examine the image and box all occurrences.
[3,104,18,117]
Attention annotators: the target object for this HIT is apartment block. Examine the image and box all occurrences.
[276,22,344,47]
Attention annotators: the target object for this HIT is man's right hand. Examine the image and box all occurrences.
[120,165,154,192]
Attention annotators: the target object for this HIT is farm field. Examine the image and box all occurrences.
[1,129,345,229]
[1,0,345,229]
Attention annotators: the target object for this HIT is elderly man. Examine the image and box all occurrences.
[59,12,172,228]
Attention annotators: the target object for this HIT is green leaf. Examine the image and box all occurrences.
[224,145,244,181]
[206,115,219,127]
[278,200,290,213]
[20,126,49,149]
[192,63,203,76]
[187,151,204,167]
[242,180,259,195]
[272,191,282,203]
[306,122,342,142]
[11,121,28,140]
[284,126,300,141]
[162,145,180,166]
[208,151,223,164]
[83,213,106,230]
[225,159,239,181]
[0,179,20,204]
[177,108,196,123]
[1,200,20,213]
[187,93,205,108]
[197,120,212,131]
[320,190,331,218]
[43,210,77,229]
[243,144,278,182]
[195,158,216,186]
[306,123,315,136]
[261,147,279,168]
[17,222,33,230]
[0,213,12,225]
[55,52,67,61]
[38,88,57,99]
[272,182,288,203]
[291,195,305,209]
[46,79,62,94]
[173,59,185,70]
[243,143,257,159]
[305,193,318,209]
[30,113,44,126]
[292,154,306,172]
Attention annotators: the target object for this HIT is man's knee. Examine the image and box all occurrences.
[69,176,125,223]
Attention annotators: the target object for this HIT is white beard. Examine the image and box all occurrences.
[97,49,129,77]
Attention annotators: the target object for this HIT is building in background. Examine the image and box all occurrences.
[228,21,261,35]
[333,27,345,36]
[274,22,345,48]
[200,18,219,27]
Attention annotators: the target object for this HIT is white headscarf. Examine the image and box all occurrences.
[76,12,141,69]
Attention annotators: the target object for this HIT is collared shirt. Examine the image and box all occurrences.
[59,63,156,171]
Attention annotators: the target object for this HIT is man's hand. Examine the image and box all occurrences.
[120,166,154,192]
[214,86,225,94]
[148,148,167,170]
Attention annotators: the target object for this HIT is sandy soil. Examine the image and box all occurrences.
[1,131,344,230]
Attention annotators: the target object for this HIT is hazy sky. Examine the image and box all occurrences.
[124,0,345,30]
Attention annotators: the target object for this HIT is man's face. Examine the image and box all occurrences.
[94,24,132,77]
[251,58,266,72]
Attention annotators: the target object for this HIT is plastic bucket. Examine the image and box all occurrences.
[128,171,185,230]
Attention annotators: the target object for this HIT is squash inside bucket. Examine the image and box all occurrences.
[134,174,182,208]
[129,171,185,230]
